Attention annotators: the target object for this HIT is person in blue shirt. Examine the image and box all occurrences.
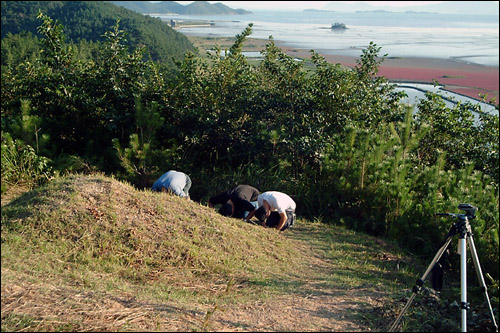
[151,170,191,199]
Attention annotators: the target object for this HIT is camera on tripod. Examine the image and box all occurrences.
[458,203,477,219]
[436,203,478,220]
[389,203,498,333]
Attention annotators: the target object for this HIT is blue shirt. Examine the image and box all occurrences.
[151,170,191,197]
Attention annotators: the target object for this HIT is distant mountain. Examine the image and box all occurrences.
[322,1,499,15]
[1,1,195,65]
[111,1,252,15]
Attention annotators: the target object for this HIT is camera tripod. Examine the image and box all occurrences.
[388,204,498,332]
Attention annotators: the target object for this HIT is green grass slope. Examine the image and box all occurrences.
[1,173,306,284]
[2,174,493,332]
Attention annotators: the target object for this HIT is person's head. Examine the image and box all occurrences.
[219,202,233,217]
[255,206,267,223]
[265,212,281,228]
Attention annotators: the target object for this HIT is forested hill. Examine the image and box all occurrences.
[0,1,195,65]
[111,1,252,15]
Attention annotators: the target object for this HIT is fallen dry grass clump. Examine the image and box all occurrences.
[1,277,175,332]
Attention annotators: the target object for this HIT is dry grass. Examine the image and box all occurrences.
[1,274,187,332]
[1,174,319,331]
[1,173,432,332]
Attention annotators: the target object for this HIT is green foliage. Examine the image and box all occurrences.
[1,1,195,66]
[1,15,498,281]
[1,132,53,192]
[2,13,171,175]
[317,105,498,275]
[474,111,499,182]
[165,27,263,172]
[113,96,165,188]
[1,32,41,70]
[36,11,73,68]
[8,99,51,154]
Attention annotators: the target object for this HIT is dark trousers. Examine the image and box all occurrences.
[266,210,295,231]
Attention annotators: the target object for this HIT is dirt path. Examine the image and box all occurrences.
[209,289,379,332]
[206,225,384,332]
[1,249,381,332]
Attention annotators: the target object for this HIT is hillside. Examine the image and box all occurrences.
[0,1,195,65]
[1,173,440,332]
[111,1,252,15]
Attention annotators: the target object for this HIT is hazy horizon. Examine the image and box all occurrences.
[172,1,499,15]
[176,1,444,11]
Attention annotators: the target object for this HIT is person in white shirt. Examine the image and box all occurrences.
[247,191,296,231]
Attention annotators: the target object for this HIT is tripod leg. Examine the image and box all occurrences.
[388,236,454,332]
[467,235,499,332]
[459,237,467,332]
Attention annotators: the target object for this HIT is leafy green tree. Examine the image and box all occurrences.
[1,32,41,70]
[475,112,499,182]
[1,1,195,66]
[165,24,261,172]
[113,96,165,187]
[8,99,51,154]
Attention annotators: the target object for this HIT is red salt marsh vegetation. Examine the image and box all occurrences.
[282,46,499,103]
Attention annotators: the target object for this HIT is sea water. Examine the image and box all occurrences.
[153,10,499,67]
[394,84,497,119]
[152,10,498,115]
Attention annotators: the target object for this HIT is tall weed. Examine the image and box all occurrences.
[1,132,52,193]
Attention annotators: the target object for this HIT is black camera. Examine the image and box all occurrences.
[458,203,477,219]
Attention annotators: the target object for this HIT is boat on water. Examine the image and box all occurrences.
[331,22,347,30]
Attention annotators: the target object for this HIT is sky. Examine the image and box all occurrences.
[175,1,447,11]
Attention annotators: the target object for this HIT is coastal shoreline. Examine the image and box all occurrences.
[278,44,499,103]
[187,36,499,103]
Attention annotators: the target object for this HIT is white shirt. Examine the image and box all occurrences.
[257,191,296,214]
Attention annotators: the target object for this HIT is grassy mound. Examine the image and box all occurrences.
[4,173,493,332]
[1,173,307,286]
[1,173,311,330]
